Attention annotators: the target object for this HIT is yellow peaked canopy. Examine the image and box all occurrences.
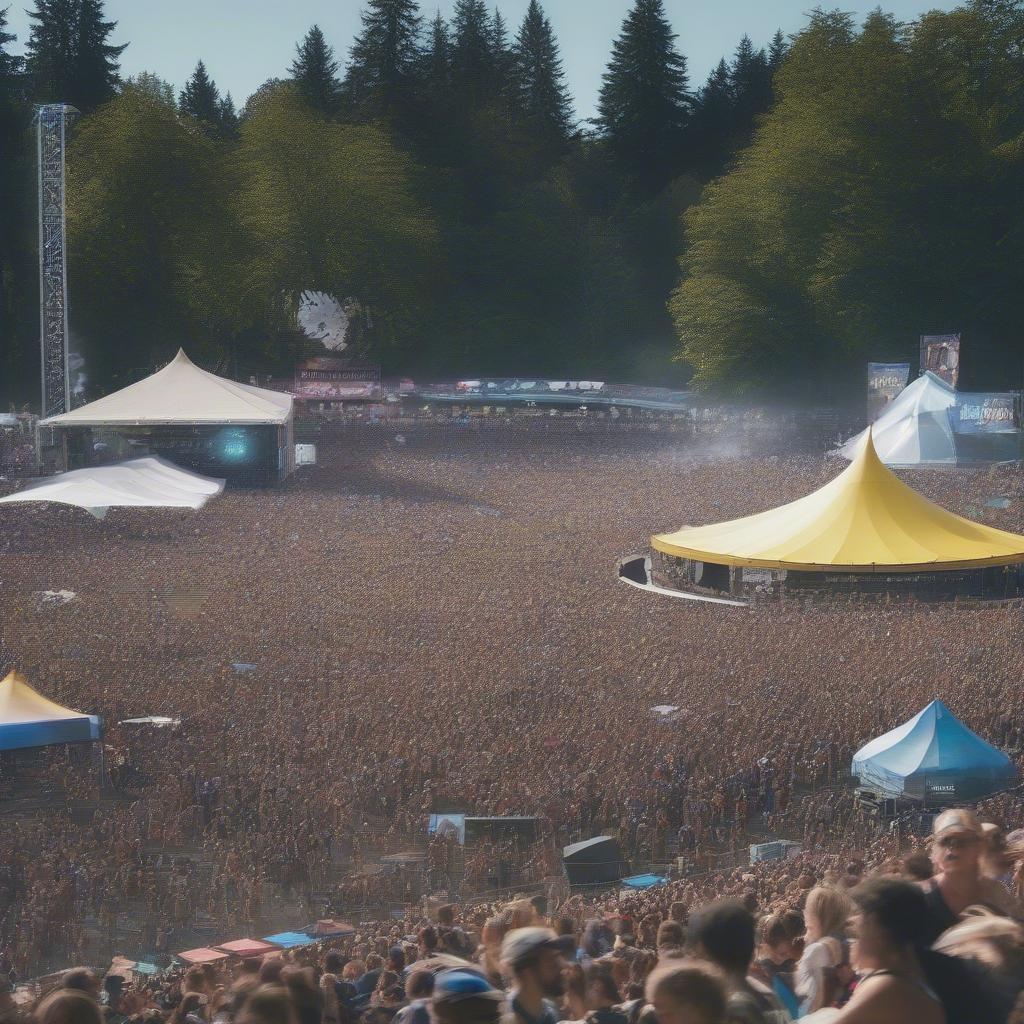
[651,432,1024,572]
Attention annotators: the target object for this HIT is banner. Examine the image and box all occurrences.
[951,393,1018,434]
[866,362,910,422]
[920,334,961,388]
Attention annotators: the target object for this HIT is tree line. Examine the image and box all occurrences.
[3,1,1018,405]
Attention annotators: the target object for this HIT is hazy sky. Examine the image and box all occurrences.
[6,1,957,119]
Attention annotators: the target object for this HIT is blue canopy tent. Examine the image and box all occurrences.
[0,670,101,752]
[852,700,1017,802]
[263,932,317,949]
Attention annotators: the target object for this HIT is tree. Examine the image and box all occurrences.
[768,28,788,72]
[689,57,733,177]
[25,0,77,105]
[596,0,691,188]
[509,0,572,147]
[72,0,125,109]
[343,0,422,120]
[125,71,175,106]
[0,5,21,81]
[422,11,450,92]
[451,0,495,102]
[179,60,222,130]
[289,24,339,116]
[218,92,239,137]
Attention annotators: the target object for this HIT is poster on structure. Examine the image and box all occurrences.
[867,363,911,422]
[951,394,1018,434]
[920,334,961,388]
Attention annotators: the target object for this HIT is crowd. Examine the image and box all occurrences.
[2,422,1024,988]
[7,804,1024,1023]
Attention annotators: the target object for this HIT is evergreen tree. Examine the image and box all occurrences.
[596,0,691,187]
[728,35,771,139]
[289,24,339,116]
[179,60,222,128]
[451,0,494,101]
[423,11,450,91]
[768,28,788,72]
[509,0,572,144]
[344,0,422,119]
[0,5,22,81]
[73,0,125,109]
[25,0,77,104]
[218,92,239,137]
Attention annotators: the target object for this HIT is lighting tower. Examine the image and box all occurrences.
[36,103,78,419]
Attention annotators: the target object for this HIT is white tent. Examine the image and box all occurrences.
[0,456,224,518]
[838,371,956,465]
[39,349,292,426]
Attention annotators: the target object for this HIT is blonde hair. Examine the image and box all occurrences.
[804,886,853,940]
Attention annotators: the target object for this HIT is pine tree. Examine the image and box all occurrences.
[491,7,512,87]
[509,0,572,143]
[596,0,691,186]
[343,0,422,119]
[768,29,788,72]
[0,6,22,81]
[73,0,125,109]
[25,0,77,105]
[729,35,771,128]
[451,0,494,101]
[423,11,450,92]
[179,60,221,128]
[289,24,339,116]
[218,92,238,137]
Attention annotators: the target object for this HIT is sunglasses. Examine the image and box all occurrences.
[936,835,980,850]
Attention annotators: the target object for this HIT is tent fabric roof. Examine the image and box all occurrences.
[563,836,615,858]
[177,948,230,964]
[839,372,957,465]
[262,932,317,949]
[214,939,280,958]
[0,670,100,752]
[651,431,1024,571]
[0,457,224,516]
[853,700,1015,782]
[40,349,292,426]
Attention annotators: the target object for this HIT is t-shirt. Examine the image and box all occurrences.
[726,978,792,1024]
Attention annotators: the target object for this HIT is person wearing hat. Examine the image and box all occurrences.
[430,970,504,1024]
[920,808,1021,946]
[501,928,569,1024]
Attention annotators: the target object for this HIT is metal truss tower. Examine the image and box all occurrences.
[36,103,78,419]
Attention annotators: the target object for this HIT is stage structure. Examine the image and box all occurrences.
[36,103,78,419]
[648,431,1024,602]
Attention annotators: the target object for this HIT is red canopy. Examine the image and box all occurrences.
[214,939,281,959]
[311,919,355,937]
[178,948,230,964]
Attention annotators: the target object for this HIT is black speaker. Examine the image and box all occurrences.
[562,836,628,886]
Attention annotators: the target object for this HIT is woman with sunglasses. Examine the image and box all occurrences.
[920,808,1021,946]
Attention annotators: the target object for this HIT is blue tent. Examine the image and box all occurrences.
[0,670,101,752]
[852,700,1017,801]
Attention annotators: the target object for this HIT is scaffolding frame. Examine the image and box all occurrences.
[36,103,78,419]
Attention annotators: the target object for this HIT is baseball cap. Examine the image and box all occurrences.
[501,927,569,969]
[432,970,503,1003]
[931,808,983,841]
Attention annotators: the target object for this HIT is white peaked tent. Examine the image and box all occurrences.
[0,456,224,518]
[40,349,292,426]
[839,372,956,465]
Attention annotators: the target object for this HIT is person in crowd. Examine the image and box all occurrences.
[429,971,504,1024]
[794,887,852,1015]
[920,809,1020,945]
[0,979,22,1024]
[166,995,205,1024]
[235,988,294,1024]
[60,975,100,1001]
[750,914,799,1019]
[814,877,943,1024]
[394,971,433,1024]
[644,961,727,1024]
[34,992,103,1024]
[502,929,568,1024]
[685,900,789,1024]
[584,973,627,1024]
[656,923,686,961]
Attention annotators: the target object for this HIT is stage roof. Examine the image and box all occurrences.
[0,457,224,517]
[41,349,293,426]
[0,670,101,752]
[651,431,1024,571]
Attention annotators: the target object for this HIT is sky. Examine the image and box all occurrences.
[6,0,958,120]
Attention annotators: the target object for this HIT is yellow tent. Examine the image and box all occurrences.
[651,432,1024,572]
[0,670,101,751]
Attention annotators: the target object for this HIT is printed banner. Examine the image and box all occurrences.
[951,393,1018,434]
[920,334,961,388]
[867,362,910,422]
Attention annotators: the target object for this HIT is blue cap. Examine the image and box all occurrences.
[432,970,502,1003]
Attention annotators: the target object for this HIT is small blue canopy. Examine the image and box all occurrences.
[853,700,1017,801]
[622,874,666,889]
[263,932,316,949]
